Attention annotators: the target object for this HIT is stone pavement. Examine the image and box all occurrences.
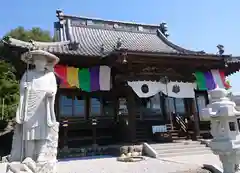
[0,154,222,173]
[162,153,222,169]
[57,157,198,173]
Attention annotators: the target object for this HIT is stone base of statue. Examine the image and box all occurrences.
[6,157,36,173]
[36,161,57,173]
[9,124,23,162]
[214,151,240,173]
[6,123,59,173]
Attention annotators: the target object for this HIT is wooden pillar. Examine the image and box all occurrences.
[55,90,66,149]
[161,93,167,122]
[62,119,69,149]
[189,98,200,139]
[55,90,60,121]
[126,87,136,143]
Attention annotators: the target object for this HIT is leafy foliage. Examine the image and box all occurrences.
[4,26,53,42]
[0,60,19,120]
[0,26,53,120]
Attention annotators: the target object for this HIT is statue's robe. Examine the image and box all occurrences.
[9,69,58,162]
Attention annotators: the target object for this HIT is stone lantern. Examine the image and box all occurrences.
[201,87,240,173]
[231,94,240,111]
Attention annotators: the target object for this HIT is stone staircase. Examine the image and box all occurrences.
[150,140,213,158]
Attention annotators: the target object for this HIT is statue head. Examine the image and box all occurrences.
[21,50,59,71]
[33,55,48,71]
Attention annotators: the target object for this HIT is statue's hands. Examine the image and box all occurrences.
[15,118,23,124]
[15,108,24,124]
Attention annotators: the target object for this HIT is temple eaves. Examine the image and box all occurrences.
[2,36,234,60]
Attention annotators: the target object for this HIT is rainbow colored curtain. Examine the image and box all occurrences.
[54,65,111,92]
[194,69,231,90]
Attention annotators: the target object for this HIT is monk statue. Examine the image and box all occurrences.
[6,50,60,173]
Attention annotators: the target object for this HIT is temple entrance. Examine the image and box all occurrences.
[88,96,116,146]
[57,90,117,149]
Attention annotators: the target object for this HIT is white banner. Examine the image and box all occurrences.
[164,82,197,98]
[127,81,196,98]
[127,81,165,98]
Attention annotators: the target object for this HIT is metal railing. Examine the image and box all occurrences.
[175,114,187,133]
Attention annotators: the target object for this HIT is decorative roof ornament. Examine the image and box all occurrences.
[159,22,169,38]
[68,41,79,50]
[100,44,105,54]
[116,38,122,49]
[100,44,108,59]
[29,40,37,50]
[217,44,224,55]
[56,9,65,25]
[56,9,64,20]
[122,51,128,64]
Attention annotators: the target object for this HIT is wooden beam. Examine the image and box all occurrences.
[114,56,224,74]
[122,54,223,63]
[126,87,136,142]
[117,51,227,60]
[115,74,195,83]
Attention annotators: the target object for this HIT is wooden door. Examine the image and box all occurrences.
[89,94,116,145]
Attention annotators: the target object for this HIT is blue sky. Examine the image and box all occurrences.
[1,0,240,93]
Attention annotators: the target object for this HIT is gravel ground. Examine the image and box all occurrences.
[0,157,201,173]
[165,154,222,168]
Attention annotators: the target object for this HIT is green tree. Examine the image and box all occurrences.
[0,26,53,121]
[0,60,19,120]
[4,26,53,42]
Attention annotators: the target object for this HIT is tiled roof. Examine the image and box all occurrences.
[2,10,231,59]
[225,57,240,64]
[68,26,178,56]
[54,12,209,56]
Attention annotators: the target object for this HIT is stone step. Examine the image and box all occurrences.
[155,145,209,154]
[172,136,186,140]
[152,144,203,150]
[150,141,201,149]
[157,148,213,158]
[148,140,214,158]
[169,132,179,136]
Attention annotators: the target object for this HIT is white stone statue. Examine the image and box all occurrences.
[202,87,240,173]
[6,50,60,173]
